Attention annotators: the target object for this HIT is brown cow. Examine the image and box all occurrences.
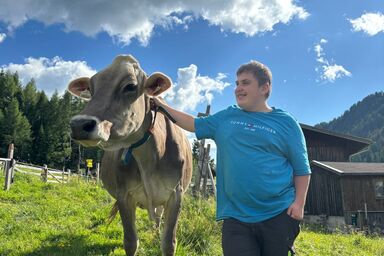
[67,55,192,256]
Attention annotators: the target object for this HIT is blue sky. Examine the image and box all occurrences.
[0,0,383,127]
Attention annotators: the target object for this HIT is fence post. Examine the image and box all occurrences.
[207,163,216,197]
[193,105,211,197]
[96,163,100,184]
[202,144,211,197]
[193,141,205,196]
[4,143,14,191]
[41,164,48,182]
[67,169,71,182]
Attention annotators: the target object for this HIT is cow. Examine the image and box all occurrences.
[67,55,193,256]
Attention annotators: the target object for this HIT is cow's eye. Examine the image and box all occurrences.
[122,83,137,93]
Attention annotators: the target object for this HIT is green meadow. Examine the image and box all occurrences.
[1,172,383,256]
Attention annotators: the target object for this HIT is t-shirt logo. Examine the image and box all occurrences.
[230,120,276,134]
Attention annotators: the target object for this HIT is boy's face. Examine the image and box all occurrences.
[235,72,268,111]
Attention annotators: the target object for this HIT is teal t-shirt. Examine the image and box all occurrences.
[194,105,311,223]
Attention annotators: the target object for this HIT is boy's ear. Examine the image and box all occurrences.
[261,82,271,95]
[67,77,92,101]
[144,72,172,96]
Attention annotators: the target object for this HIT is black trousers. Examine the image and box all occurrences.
[222,210,300,256]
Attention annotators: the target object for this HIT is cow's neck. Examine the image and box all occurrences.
[130,95,159,221]
[120,95,151,142]
[121,95,154,164]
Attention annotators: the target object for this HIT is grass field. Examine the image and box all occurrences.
[1,172,384,256]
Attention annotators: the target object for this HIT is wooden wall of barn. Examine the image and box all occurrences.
[303,128,365,162]
[306,145,347,162]
[340,175,384,212]
[305,165,344,216]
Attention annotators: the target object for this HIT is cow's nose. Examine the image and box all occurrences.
[70,116,99,140]
[82,119,97,132]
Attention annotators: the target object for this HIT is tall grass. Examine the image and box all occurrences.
[1,172,383,255]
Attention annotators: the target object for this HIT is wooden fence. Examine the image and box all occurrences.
[14,163,71,184]
[192,105,216,198]
[2,143,100,191]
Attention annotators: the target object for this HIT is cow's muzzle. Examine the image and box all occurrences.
[70,115,112,143]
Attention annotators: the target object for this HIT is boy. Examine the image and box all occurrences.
[152,60,311,256]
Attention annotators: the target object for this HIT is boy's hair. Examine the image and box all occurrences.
[236,60,272,98]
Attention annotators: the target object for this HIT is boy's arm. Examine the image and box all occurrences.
[287,175,310,220]
[152,97,196,132]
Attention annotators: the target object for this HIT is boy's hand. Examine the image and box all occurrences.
[287,201,304,220]
[150,97,176,123]
[150,97,167,109]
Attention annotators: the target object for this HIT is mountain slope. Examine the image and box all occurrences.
[316,91,384,162]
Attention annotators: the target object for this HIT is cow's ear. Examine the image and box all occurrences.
[144,72,172,96]
[67,77,92,101]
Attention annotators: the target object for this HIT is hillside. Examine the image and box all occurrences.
[316,91,384,162]
[1,172,384,255]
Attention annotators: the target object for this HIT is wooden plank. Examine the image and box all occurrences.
[14,168,42,176]
[47,168,64,173]
[16,164,43,172]
[48,170,69,175]
[47,171,62,183]
[49,174,68,180]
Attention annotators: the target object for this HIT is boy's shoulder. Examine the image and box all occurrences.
[271,107,300,126]
[214,105,240,116]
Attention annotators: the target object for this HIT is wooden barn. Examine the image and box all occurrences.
[299,124,384,232]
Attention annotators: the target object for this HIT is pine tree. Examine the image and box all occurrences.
[30,91,50,165]
[0,98,31,159]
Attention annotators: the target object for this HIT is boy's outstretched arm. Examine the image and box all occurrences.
[151,97,196,132]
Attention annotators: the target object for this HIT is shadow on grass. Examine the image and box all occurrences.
[20,234,121,256]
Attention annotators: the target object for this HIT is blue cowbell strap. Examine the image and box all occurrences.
[121,130,153,165]
[121,98,176,166]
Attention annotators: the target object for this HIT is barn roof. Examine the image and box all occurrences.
[300,124,372,145]
[300,123,372,157]
[311,160,384,176]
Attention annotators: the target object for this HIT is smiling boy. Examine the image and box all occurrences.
[152,60,311,256]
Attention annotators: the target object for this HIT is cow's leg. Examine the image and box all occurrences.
[161,184,182,256]
[154,206,164,228]
[116,164,139,256]
[117,194,138,256]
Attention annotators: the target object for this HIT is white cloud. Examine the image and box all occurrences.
[314,39,351,83]
[349,12,384,36]
[0,0,309,45]
[321,65,351,82]
[0,33,6,43]
[163,64,230,111]
[198,0,309,36]
[1,57,96,96]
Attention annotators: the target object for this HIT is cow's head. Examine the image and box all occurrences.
[68,55,171,150]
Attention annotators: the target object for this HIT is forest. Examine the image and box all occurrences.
[316,91,384,162]
[0,71,101,170]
